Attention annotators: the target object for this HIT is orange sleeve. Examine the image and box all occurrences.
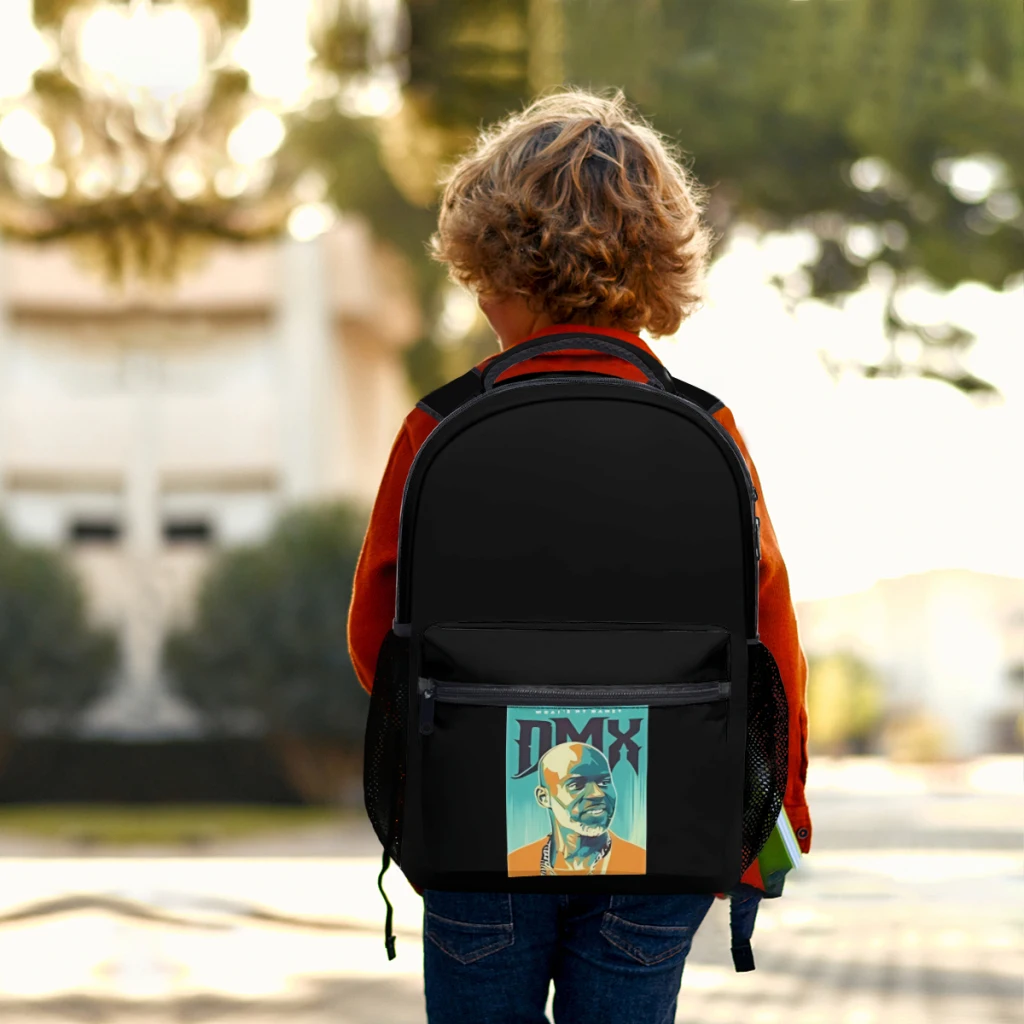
[714,406,812,855]
[347,423,418,693]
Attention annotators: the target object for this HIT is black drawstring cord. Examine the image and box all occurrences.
[378,850,396,960]
[729,891,760,972]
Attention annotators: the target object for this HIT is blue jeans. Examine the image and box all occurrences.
[422,890,715,1024]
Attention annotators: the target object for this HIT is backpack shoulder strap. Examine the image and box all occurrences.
[416,367,484,422]
[670,375,724,416]
[416,367,724,422]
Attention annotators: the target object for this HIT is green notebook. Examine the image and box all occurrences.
[757,806,802,880]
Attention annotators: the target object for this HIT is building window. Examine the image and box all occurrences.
[163,518,214,545]
[69,518,122,544]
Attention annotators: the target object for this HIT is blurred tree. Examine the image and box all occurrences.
[296,0,555,395]
[0,525,117,738]
[285,114,453,395]
[164,503,369,802]
[7,1,1018,395]
[881,706,950,762]
[1,2,295,281]
[33,0,250,29]
[563,0,1023,399]
[304,0,1021,399]
[806,650,885,755]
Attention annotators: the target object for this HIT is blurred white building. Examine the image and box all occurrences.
[796,568,1024,756]
[0,220,419,737]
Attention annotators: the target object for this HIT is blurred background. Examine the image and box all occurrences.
[0,0,1020,1021]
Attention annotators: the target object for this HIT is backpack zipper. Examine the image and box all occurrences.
[417,678,730,735]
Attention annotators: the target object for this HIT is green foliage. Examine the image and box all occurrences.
[0,525,117,733]
[288,117,441,294]
[31,0,73,27]
[0,803,335,847]
[284,114,452,396]
[305,0,1021,399]
[563,0,1023,294]
[34,0,251,30]
[292,0,544,396]
[565,0,1022,396]
[807,650,885,755]
[164,503,370,743]
[20,0,1024,396]
[403,0,537,130]
[7,8,290,284]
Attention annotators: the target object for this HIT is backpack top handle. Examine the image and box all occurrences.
[481,332,675,393]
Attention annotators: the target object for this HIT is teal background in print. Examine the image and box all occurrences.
[505,705,648,857]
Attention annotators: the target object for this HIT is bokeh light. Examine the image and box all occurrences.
[0,108,55,164]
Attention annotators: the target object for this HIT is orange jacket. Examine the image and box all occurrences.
[347,324,812,873]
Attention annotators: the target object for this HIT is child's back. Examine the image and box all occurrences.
[347,88,810,1024]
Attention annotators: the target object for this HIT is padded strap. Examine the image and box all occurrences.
[416,367,483,421]
[415,363,724,423]
[482,333,672,391]
[670,375,724,415]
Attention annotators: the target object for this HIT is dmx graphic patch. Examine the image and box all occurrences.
[506,706,648,877]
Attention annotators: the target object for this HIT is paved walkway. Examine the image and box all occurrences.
[0,758,1020,1023]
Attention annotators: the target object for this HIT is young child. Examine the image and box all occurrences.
[348,88,810,1024]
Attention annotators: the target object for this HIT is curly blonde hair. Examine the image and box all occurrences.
[430,89,713,337]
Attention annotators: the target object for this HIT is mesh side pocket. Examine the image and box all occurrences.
[363,629,410,861]
[740,640,789,874]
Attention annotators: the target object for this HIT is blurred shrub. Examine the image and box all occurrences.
[806,650,885,755]
[987,708,1024,754]
[0,525,117,737]
[164,503,369,802]
[881,707,951,762]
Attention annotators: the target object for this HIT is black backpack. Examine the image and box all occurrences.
[364,334,788,967]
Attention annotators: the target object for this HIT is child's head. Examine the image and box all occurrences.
[431,88,713,343]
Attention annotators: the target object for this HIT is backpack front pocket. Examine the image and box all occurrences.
[410,622,744,891]
[416,674,735,885]
[422,621,731,689]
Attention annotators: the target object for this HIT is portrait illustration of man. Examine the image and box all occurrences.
[507,741,646,877]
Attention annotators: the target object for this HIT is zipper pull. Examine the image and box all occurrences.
[418,678,436,735]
